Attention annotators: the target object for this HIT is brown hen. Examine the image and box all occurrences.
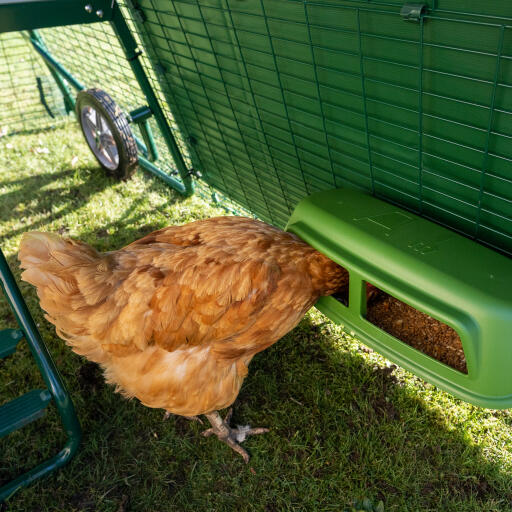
[18,216,347,461]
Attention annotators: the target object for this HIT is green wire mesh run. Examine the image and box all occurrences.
[37,7,253,215]
[118,0,512,255]
[38,16,190,187]
[0,32,68,136]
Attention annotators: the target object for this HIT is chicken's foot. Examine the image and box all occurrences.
[202,408,269,463]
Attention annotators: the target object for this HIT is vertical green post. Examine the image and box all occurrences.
[109,4,194,196]
[140,120,158,161]
[348,271,367,317]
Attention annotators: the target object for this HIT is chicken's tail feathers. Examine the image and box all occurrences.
[18,231,116,364]
[18,230,109,300]
[20,229,107,299]
[19,231,101,284]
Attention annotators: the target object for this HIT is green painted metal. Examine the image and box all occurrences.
[129,105,152,122]
[139,119,159,161]
[138,154,187,193]
[38,16,196,197]
[110,3,195,195]
[28,30,76,113]
[120,0,512,255]
[0,0,114,33]
[0,389,52,438]
[0,328,23,358]
[29,25,192,195]
[30,30,155,161]
[129,106,159,161]
[287,188,512,409]
[29,33,86,91]
[0,3,193,196]
[0,249,81,502]
[0,31,69,135]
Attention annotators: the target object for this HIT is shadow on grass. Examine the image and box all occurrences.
[0,161,509,511]
[0,165,187,246]
[1,309,510,511]
[0,167,111,239]
[243,319,511,508]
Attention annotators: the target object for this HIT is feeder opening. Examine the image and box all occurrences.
[365,285,467,374]
[331,270,350,307]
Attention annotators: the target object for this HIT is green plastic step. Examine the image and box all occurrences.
[0,328,23,358]
[0,389,52,438]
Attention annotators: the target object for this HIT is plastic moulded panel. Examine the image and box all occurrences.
[286,188,512,409]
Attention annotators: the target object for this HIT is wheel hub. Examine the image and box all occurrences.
[80,105,119,170]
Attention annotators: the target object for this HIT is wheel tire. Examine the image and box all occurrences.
[76,88,138,180]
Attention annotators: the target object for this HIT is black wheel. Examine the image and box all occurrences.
[76,88,138,180]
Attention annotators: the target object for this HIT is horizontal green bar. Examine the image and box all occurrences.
[138,155,186,194]
[0,0,113,33]
[129,106,152,123]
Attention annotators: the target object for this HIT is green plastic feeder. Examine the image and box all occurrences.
[287,188,512,409]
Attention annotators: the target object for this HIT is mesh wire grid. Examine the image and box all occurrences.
[109,0,512,255]
[2,1,511,255]
[37,6,254,215]
[0,31,68,136]
[39,14,188,180]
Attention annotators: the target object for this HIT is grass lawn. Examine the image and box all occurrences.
[0,124,511,511]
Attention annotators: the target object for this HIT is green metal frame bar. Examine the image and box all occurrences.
[138,154,187,194]
[109,3,194,195]
[0,249,81,502]
[28,30,76,113]
[29,35,153,159]
[28,27,193,194]
[128,106,159,162]
[29,25,193,195]
[0,0,113,33]
[29,31,86,91]
[138,119,159,162]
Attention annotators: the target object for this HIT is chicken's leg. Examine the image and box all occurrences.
[202,409,269,463]
[163,411,203,423]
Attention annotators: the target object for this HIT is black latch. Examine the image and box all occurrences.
[124,0,147,23]
[154,63,166,75]
[186,168,202,179]
[127,49,143,61]
[133,7,146,24]
[400,3,427,22]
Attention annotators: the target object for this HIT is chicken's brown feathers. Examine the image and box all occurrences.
[18,217,348,416]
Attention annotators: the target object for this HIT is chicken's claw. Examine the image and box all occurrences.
[203,408,269,463]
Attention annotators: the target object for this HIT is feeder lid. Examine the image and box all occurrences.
[287,188,512,309]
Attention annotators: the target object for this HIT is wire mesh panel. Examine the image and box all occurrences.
[0,32,67,136]
[39,13,191,185]
[37,9,253,213]
[118,0,512,255]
